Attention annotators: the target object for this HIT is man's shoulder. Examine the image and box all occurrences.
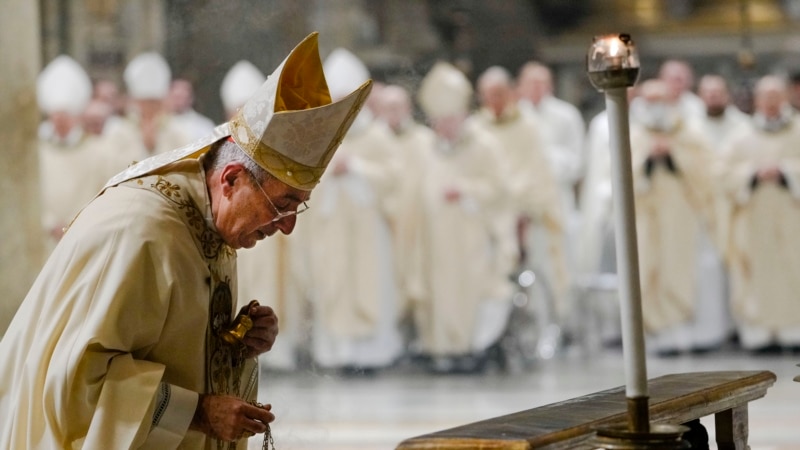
[81,181,184,230]
[545,95,583,118]
[71,181,212,262]
[464,121,504,154]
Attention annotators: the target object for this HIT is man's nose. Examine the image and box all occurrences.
[276,215,297,235]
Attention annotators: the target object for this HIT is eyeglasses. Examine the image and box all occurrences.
[246,172,310,224]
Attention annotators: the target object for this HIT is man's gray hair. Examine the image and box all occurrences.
[204,139,270,184]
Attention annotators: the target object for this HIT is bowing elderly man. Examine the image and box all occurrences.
[0,33,372,449]
[227,59,306,372]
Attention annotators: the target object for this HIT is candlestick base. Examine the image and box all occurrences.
[592,423,690,449]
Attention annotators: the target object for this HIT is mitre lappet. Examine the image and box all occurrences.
[106,32,373,191]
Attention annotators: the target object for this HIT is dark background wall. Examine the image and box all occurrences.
[37,0,800,123]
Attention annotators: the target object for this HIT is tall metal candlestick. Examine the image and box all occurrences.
[586,33,649,432]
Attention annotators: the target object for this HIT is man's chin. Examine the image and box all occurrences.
[239,236,259,250]
[242,232,273,249]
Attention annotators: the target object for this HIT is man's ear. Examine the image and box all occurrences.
[220,163,246,197]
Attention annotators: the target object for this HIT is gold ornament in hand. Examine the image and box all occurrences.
[221,300,260,345]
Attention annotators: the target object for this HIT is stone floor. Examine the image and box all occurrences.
[250,348,800,450]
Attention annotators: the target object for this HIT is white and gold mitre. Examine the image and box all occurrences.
[228,32,373,190]
[323,48,370,101]
[124,52,172,100]
[417,61,473,120]
[105,32,372,191]
[220,60,266,115]
[37,55,92,115]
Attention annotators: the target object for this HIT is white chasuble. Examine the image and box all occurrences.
[103,114,192,175]
[302,120,404,368]
[469,108,568,312]
[630,124,716,337]
[520,96,586,274]
[404,123,508,355]
[723,120,800,346]
[38,132,110,256]
[0,159,256,450]
[389,122,439,317]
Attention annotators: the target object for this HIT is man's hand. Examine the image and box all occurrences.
[241,303,279,358]
[756,165,782,183]
[49,224,65,241]
[443,187,461,202]
[650,136,671,158]
[190,394,274,442]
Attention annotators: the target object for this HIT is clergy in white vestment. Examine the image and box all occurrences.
[82,99,136,187]
[0,33,372,449]
[629,60,706,136]
[167,78,217,141]
[36,55,110,256]
[93,78,127,117]
[82,98,114,138]
[516,62,586,275]
[470,66,569,320]
[690,74,754,350]
[373,84,438,319]
[220,60,266,120]
[577,108,628,347]
[696,75,753,147]
[658,59,706,120]
[630,79,719,355]
[105,52,191,174]
[578,109,615,277]
[721,75,800,351]
[402,61,511,373]
[92,78,127,136]
[694,73,752,246]
[301,48,404,373]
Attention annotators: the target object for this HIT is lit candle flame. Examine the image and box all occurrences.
[606,37,625,69]
[608,37,622,57]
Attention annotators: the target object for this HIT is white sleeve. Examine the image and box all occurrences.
[140,383,199,448]
[780,161,800,200]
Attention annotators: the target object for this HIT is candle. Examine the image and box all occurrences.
[586,34,648,432]
[605,87,648,399]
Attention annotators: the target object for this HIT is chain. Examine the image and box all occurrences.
[262,424,276,450]
[247,400,276,450]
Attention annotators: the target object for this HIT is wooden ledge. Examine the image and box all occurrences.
[395,370,776,450]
